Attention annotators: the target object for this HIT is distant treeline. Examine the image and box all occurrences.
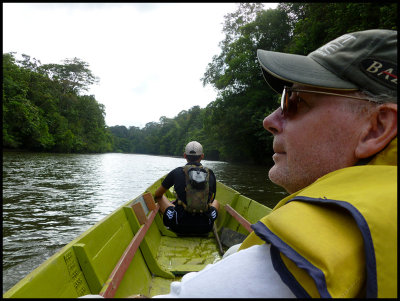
[3,3,397,164]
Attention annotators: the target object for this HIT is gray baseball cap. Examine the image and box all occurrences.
[185,141,203,156]
[257,29,397,102]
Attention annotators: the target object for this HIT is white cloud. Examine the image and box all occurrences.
[3,3,278,128]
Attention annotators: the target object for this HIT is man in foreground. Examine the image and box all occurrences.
[153,29,397,298]
[154,141,219,235]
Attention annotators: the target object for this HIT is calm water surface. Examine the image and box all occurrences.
[2,151,287,293]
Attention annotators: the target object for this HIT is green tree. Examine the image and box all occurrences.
[39,57,99,95]
[201,4,290,163]
[3,52,110,153]
[280,2,398,55]
[3,53,54,149]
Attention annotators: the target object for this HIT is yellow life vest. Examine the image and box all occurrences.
[239,138,397,298]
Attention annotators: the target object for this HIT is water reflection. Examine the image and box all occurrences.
[2,151,287,293]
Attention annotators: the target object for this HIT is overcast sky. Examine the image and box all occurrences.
[3,3,278,128]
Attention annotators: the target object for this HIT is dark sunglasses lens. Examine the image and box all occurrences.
[281,88,296,117]
[280,90,286,113]
[286,89,299,117]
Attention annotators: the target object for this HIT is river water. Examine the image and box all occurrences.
[2,151,287,293]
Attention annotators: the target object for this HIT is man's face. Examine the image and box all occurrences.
[263,85,368,194]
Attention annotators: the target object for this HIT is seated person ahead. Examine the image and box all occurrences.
[154,141,220,235]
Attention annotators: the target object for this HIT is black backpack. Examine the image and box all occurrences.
[181,165,210,213]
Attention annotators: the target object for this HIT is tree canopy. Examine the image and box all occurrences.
[3,53,111,152]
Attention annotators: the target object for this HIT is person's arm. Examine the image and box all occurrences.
[154,185,174,214]
[208,169,217,203]
[155,169,176,202]
[154,185,167,201]
[208,170,219,215]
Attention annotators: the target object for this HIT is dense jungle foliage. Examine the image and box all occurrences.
[3,3,397,163]
[3,55,112,153]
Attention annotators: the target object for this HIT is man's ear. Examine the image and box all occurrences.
[355,103,397,159]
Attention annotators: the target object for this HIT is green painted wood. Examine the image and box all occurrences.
[63,248,92,296]
[123,206,174,279]
[247,200,272,224]
[214,182,240,231]
[3,246,86,298]
[114,248,153,298]
[149,276,182,297]
[154,212,179,237]
[156,236,219,275]
[225,195,251,234]
[73,243,102,293]
[77,209,135,287]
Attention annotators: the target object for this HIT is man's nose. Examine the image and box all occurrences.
[263,108,283,135]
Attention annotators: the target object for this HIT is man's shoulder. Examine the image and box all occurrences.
[162,166,185,187]
[170,165,184,172]
[198,165,216,179]
[206,167,214,174]
[203,166,215,175]
[205,167,216,184]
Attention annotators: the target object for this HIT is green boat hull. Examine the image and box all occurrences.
[4,176,272,298]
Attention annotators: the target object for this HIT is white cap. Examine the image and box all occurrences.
[185,141,203,156]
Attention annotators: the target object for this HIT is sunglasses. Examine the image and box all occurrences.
[280,86,372,117]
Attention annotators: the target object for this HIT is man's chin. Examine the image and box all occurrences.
[268,165,282,185]
[268,166,290,192]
